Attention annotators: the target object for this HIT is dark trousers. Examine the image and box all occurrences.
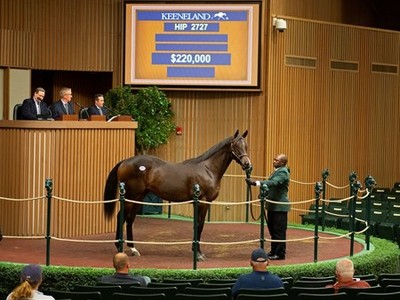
[267,210,288,257]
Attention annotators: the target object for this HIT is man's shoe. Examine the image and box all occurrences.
[268,255,285,260]
[267,252,275,256]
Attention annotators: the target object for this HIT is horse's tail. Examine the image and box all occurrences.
[104,160,124,219]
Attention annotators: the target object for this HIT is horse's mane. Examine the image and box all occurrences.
[183,136,232,164]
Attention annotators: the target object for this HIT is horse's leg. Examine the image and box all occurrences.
[125,204,141,256]
[195,202,210,261]
[126,218,140,256]
[114,210,124,250]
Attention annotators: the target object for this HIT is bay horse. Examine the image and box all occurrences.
[104,130,251,261]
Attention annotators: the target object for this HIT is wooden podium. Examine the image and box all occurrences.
[57,114,79,121]
[0,120,137,237]
[108,115,133,122]
[88,115,106,121]
[115,115,132,121]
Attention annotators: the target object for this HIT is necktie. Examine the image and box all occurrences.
[64,103,69,114]
[36,101,41,115]
[98,108,103,115]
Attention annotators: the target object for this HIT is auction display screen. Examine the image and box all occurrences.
[124,3,261,88]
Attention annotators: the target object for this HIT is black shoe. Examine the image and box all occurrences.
[268,255,285,260]
[267,252,275,256]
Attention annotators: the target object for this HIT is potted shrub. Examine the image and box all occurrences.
[105,86,175,154]
[104,86,175,213]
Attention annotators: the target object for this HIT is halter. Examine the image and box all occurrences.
[231,139,249,168]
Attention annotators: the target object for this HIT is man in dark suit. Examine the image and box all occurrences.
[246,153,290,260]
[87,93,108,119]
[50,87,74,120]
[20,87,52,120]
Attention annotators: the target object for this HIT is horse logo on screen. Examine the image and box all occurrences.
[213,12,228,20]
[104,130,251,261]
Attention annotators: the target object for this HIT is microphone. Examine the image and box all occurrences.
[75,102,90,119]
[104,105,118,115]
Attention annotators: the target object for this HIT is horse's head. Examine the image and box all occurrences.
[231,130,252,171]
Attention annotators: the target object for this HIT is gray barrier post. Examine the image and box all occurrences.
[192,183,200,270]
[314,182,323,262]
[350,179,362,256]
[259,183,268,249]
[117,182,125,253]
[364,175,376,251]
[321,169,330,231]
[245,166,253,223]
[45,178,53,266]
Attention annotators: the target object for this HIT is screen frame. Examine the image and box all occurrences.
[123,1,263,91]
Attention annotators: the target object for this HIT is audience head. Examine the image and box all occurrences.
[20,264,43,285]
[113,252,130,273]
[335,258,355,281]
[33,87,45,102]
[9,264,43,300]
[250,248,269,271]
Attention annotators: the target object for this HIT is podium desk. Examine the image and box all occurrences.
[88,115,106,121]
[0,120,137,237]
[56,114,79,121]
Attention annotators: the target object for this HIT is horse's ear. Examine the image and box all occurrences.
[242,130,248,138]
[234,130,239,137]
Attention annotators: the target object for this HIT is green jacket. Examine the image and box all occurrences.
[260,166,290,212]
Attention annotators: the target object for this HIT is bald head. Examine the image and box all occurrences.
[273,153,288,168]
[335,258,354,281]
[113,252,130,272]
[278,154,288,165]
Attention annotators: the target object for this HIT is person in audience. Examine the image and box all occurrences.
[6,264,55,300]
[20,87,52,120]
[50,87,74,119]
[99,252,150,286]
[326,258,370,292]
[231,248,284,299]
[87,93,108,119]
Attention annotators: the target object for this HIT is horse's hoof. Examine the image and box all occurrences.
[196,253,206,261]
[130,247,141,256]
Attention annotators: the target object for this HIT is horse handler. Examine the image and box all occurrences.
[246,153,290,260]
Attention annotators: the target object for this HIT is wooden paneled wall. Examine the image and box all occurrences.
[270,0,376,27]
[0,121,137,237]
[265,17,400,223]
[0,0,122,83]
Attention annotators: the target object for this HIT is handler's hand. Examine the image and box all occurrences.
[246,178,257,186]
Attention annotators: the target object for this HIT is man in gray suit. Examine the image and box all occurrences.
[246,153,290,260]
[50,87,74,120]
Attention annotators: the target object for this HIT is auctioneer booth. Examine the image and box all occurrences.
[0,119,137,238]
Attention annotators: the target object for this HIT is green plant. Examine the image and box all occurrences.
[105,86,175,154]
[104,85,136,116]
